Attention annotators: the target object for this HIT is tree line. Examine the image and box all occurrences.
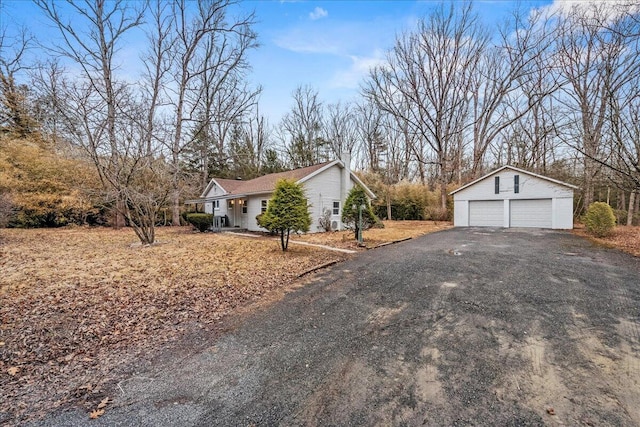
[1,1,639,243]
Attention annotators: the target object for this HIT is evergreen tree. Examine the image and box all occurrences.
[258,179,311,251]
[342,185,378,240]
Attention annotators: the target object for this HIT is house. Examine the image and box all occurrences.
[188,156,375,233]
[450,165,577,229]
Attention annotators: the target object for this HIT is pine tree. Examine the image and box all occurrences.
[342,185,378,240]
[258,179,311,251]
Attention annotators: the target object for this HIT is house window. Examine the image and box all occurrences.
[214,200,220,209]
[242,200,248,214]
[514,175,520,193]
[261,200,268,213]
[332,201,340,215]
[494,176,500,194]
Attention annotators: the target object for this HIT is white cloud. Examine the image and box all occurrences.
[309,7,328,20]
[330,51,387,89]
[536,0,639,21]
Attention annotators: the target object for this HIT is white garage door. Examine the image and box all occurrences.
[510,199,552,228]
[469,200,504,227]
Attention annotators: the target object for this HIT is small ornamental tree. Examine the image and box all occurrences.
[342,185,379,240]
[584,201,616,237]
[258,179,311,251]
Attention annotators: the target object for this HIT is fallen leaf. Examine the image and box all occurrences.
[89,408,104,419]
[7,367,19,376]
[0,341,5,346]
[547,407,556,415]
[97,397,110,409]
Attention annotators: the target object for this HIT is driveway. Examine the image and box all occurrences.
[38,228,640,426]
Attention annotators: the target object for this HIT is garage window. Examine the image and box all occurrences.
[514,175,519,193]
[495,176,500,194]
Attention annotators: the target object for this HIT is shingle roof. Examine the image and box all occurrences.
[215,162,332,196]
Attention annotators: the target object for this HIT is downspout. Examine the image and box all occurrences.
[340,152,351,231]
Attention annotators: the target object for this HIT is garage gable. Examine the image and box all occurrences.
[451,167,575,201]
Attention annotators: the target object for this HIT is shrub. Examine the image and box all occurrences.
[342,185,379,240]
[0,192,14,227]
[258,179,311,251]
[584,202,616,237]
[186,213,213,232]
[318,208,332,232]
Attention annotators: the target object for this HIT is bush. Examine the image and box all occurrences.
[186,213,213,232]
[318,208,332,231]
[584,202,616,237]
[342,185,379,240]
[258,179,311,250]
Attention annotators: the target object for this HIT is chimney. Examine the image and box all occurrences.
[340,151,351,205]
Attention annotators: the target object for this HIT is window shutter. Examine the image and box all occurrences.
[495,176,500,194]
[514,175,519,193]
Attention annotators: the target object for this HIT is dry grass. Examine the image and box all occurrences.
[573,224,640,257]
[292,220,453,249]
[0,226,347,424]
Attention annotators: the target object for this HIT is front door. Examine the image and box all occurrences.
[240,199,248,229]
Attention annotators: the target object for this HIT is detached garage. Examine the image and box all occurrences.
[451,166,577,229]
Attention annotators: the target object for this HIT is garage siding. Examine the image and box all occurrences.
[469,200,504,227]
[451,166,576,230]
[510,199,552,228]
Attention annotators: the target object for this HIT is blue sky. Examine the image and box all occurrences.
[245,0,553,123]
[1,0,555,125]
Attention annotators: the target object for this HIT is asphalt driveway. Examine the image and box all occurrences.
[38,228,640,426]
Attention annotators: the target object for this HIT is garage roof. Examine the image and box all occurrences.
[449,165,579,195]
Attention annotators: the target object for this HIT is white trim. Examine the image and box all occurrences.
[200,178,231,198]
[296,160,376,200]
[449,165,579,196]
[297,160,342,184]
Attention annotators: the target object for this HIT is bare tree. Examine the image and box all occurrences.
[555,2,640,210]
[364,2,486,209]
[279,84,326,168]
[353,100,384,172]
[164,0,257,225]
[324,101,358,159]
[467,7,558,178]
[33,0,172,244]
[0,26,37,137]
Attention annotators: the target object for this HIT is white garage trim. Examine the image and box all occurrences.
[469,200,504,227]
[510,199,552,228]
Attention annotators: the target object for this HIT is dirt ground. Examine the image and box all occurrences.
[32,227,640,426]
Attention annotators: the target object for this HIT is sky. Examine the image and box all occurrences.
[1,0,566,126]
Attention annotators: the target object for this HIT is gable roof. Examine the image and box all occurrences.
[449,165,579,195]
[195,160,375,201]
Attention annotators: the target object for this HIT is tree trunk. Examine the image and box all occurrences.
[634,191,640,226]
[386,186,392,220]
[172,192,181,226]
[440,177,447,211]
[628,191,636,227]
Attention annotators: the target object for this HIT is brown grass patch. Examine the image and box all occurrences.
[0,226,347,424]
[572,225,640,257]
[292,220,452,250]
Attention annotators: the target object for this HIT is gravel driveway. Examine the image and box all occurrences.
[38,228,640,426]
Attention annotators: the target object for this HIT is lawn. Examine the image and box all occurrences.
[0,226,347,424]
[292,220,453,250]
